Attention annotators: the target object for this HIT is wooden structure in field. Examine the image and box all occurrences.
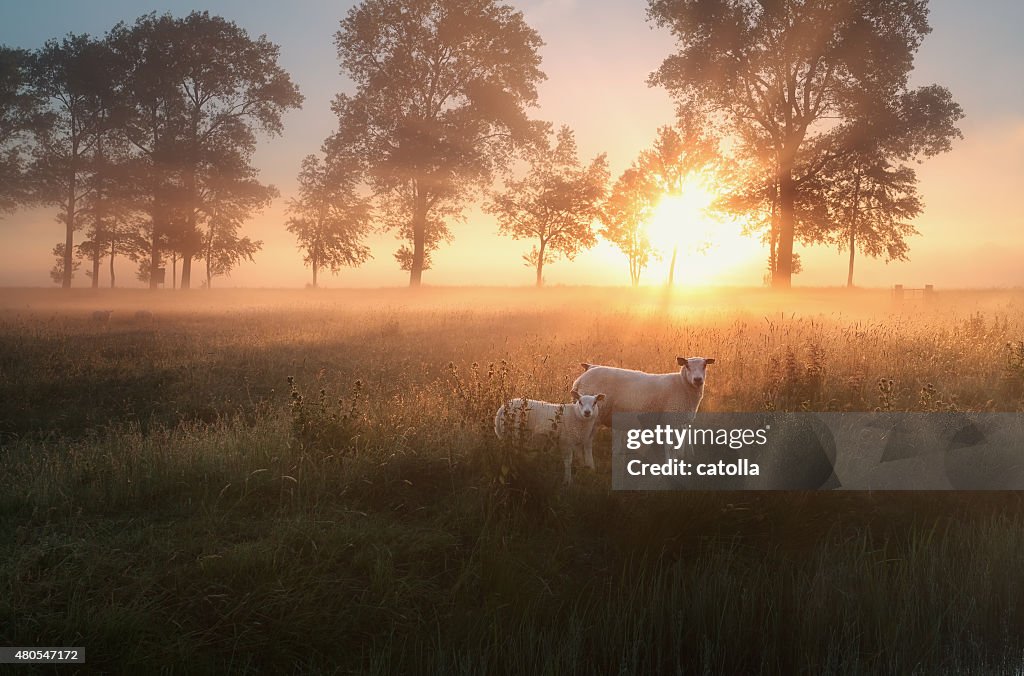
[892,284,935,301]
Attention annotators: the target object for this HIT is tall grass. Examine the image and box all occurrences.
[1,287,1023,673]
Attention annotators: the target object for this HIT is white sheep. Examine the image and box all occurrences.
[494,390,605,485]
[134,310,154,321]
[572,357,716,461]
[91,310,113,324]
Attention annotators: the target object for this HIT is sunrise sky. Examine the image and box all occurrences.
[1,0,1021,288]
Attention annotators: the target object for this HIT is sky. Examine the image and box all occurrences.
[0,0,1021,289]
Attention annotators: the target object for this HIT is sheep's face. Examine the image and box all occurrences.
[677,357,716,388]
[571,390,605,419]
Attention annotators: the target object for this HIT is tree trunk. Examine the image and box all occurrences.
[181,254,193,290]
[312,263,318,289]
[149,205,161,290]
[667,245,678,287]
[109,239,116,288]
[92,133,105,290]
[171,253,177,289]
[409,185,427,287]
[847,231,856,288]
[847,173,861,288]
[775,163,796,289]
[768,177,779,279]
[535,239,545,287]
[63,193,75,289]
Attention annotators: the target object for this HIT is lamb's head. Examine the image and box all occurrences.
[677,357,716,388]
[571,389,605,419]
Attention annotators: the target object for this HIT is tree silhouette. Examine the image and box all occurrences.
[649,0,956,289]
[331,0,546,287]
[813,85,962,286]
[286,154,373,288]
[73,64,138,289]
[637,120,717,286]
[108,12,301,289]
[0,47,47,215]
[49,242,79,284]
[201,166,270,288]
[716,144,820,281]
[600,166,660,287]
[486,126,608,286]
[828,158,921,286]
[30,35,113,288]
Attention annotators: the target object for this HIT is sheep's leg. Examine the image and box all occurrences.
[583,433,596,470]
[564,447,573,485]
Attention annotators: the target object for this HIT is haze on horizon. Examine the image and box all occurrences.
[0,0,1021,290]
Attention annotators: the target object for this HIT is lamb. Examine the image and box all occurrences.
[572,357,716,461]
[494,390,605,485]
[91,310,113,324]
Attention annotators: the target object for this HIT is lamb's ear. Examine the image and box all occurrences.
[571,388,581,402]
[676,357,689,366]
[596,393,605,402]
[705,358,716,365]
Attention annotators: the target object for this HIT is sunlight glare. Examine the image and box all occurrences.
[645,177,765,286]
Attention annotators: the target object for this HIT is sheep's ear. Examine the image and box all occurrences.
[596,393,605,402]
[571,389,581,402]
[676,357,689,366]
[705,358,716,365]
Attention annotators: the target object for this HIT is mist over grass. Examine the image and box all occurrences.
[1,287,1023,673]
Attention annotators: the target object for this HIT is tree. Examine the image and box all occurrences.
[600,165,660,286]
[30,34,112,288]
[331,0,546,286]
[485,126,608,286]
[201,167,270,288]
[814,85,962,286]
[637,120,717,285]
[0,47,47,214]
[648,0,955,288]
[49,243,79,284]
[715,141,821,282]
[286,153,373,288]
[74,67,138,289]
[826,157,921,286]
[108,12,302,289]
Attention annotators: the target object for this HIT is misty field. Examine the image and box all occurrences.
[2,287,1024,674]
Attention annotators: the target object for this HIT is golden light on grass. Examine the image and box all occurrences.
[643,177,764,287]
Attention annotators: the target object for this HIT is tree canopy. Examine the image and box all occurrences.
[330,0,546,286]
[648,0,960,288]
[600,165,660,287]
[486,126,608,286]
[286,153,373,288]
[108,11,301,288]
[0,47,47,214]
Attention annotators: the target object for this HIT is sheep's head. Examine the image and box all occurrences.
[677,357,716,388]
[571,389,605,418]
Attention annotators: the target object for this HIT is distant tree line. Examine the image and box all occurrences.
[1,12,301,289]
[305,0,962,289]
[0,0,962,290]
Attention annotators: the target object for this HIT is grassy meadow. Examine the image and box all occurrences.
[2,286,1024,674]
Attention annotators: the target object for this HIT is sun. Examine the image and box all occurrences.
[646,181,718,254]
[644,177,764,286]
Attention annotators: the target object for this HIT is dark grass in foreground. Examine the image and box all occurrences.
[2,288,1024,674]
